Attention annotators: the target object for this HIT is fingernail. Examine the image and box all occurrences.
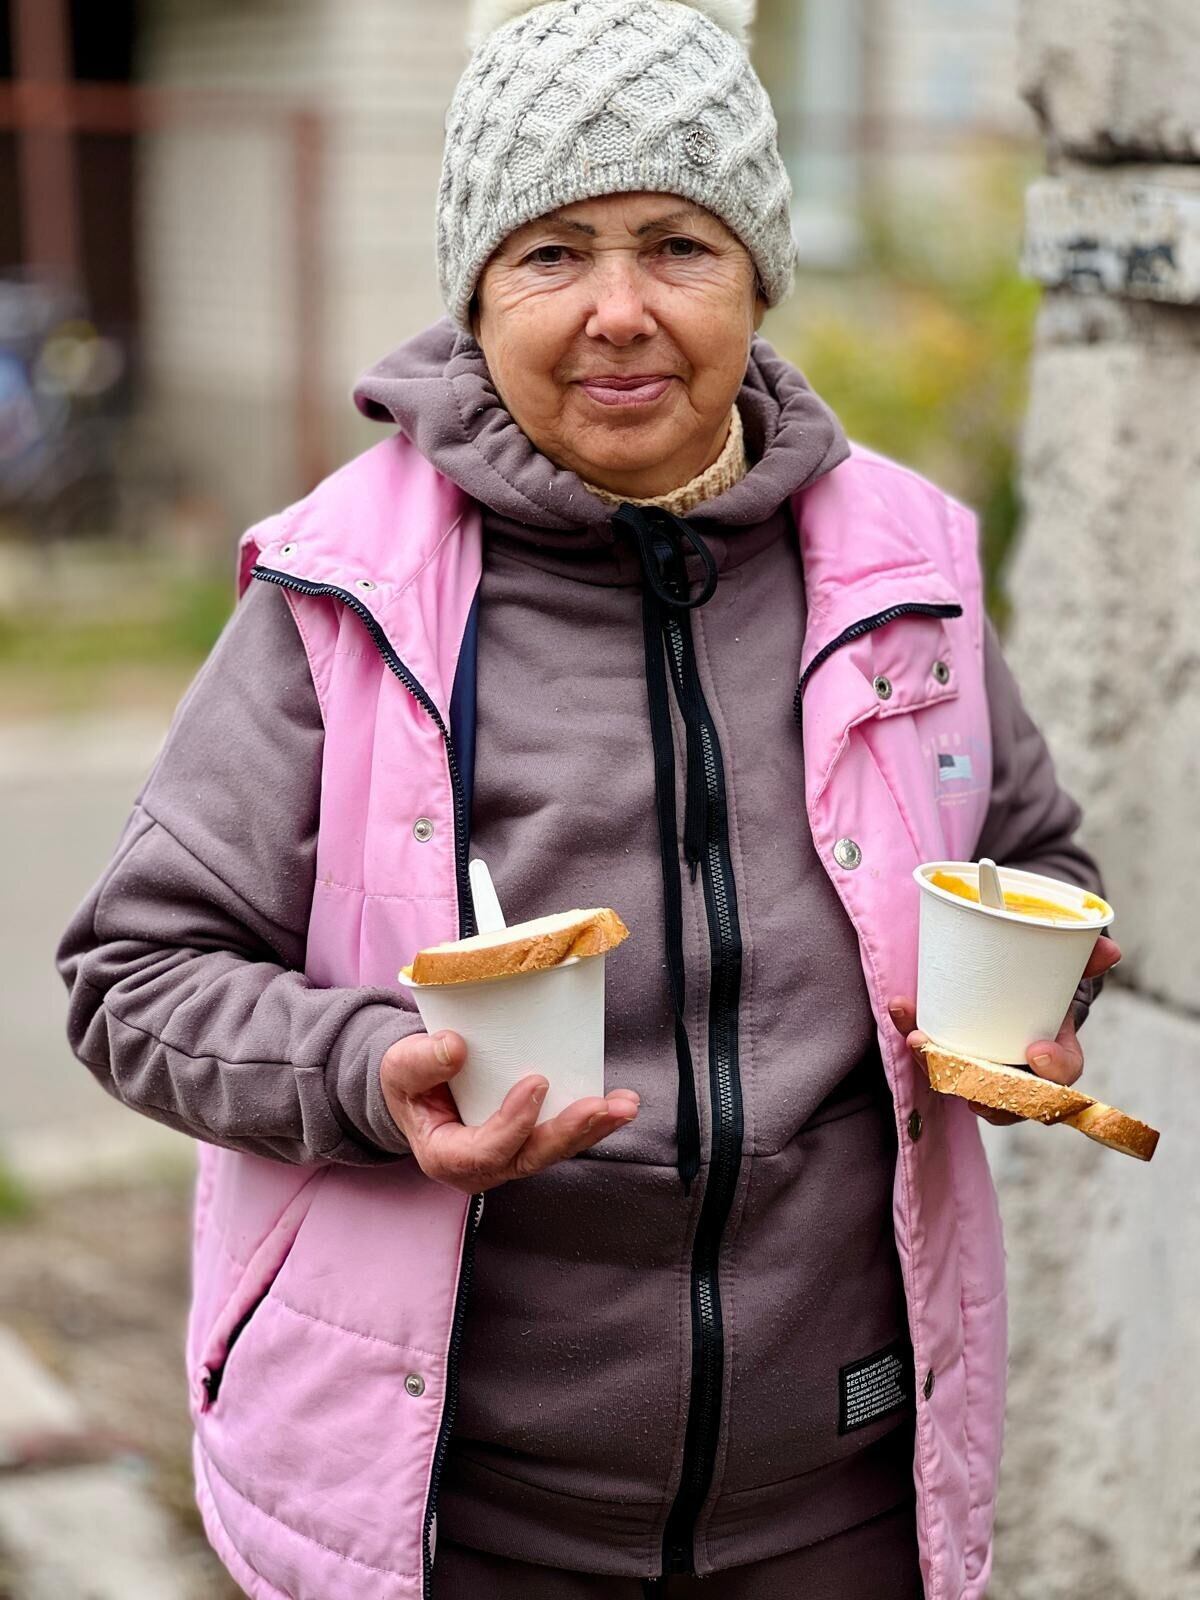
[433,1034,451,1067]
[585,1112,608,1131]
[1032,1053,1052,1070]
[531,1081,548,1105]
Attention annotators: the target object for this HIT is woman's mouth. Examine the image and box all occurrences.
[577,375,674,408]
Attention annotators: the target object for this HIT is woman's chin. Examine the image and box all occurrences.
[567,424,690,491]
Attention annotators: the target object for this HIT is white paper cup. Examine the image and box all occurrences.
[914,862,1113,1064]
[396,954,607,1126]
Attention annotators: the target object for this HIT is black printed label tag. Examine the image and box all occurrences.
[838,1340,913,1435]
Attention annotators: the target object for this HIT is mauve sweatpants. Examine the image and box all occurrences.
[432,1500,923,1598]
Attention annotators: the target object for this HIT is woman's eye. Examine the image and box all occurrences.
[527,245,570,266]
[662,237,704,259]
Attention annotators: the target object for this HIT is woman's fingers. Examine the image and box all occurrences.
[888,998,917,1037]
[510,1093,640,1178]
[411,1079,640,1193]
[420,1074,551,1189]
[1026,1009,1085,1086]
[1083,934,1121,981]
[381,1030,467,1100]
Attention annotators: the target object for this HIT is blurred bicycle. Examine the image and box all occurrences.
[0,277,127,541]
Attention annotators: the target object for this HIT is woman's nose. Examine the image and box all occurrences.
[584,266,657,345]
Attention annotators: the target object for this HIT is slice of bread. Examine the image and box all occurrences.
[1061,1102,1160,1163]
[918,1043,1159,1161]
[920,1045,1093,1123]
[406,907,629,986]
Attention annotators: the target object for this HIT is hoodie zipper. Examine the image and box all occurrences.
[659,608,745,1576]
[793,602,963,713]
[252,563,482,1600]
[657,596,959,1570]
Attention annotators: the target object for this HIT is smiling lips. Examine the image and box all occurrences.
[577,374,675,407]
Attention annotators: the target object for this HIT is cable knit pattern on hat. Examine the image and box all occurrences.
[438,0,795,329]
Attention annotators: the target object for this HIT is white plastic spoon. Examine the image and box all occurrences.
[977,857,1005,912]
[469,857,507,935]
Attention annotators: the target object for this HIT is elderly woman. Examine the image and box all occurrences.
[58,3,1118,1598]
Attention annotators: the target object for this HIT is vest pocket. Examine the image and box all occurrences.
[201,1287,270,1407]
[193,1168,328,1415]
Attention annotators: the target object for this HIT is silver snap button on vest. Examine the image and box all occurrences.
[413,818,435,843]
[356,579,376,591]
[279,543,296,557]
[932,660,951,685]
[833,837,862,870]
[404,1373,426,1398]
[923,1369,935,1400]
[908,1110,924,1142]
[873,675,893,700]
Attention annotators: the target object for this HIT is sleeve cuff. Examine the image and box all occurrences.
[323,1003,424,1158]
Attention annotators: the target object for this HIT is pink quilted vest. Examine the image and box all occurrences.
[188,434,1001,1600]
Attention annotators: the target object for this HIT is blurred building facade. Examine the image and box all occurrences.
[2,0,1035,533]
[989,4,1200,1596]
[137,0,464,525]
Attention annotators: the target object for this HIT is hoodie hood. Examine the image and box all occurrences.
[353,319,849,544]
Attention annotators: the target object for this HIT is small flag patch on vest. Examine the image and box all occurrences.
[838,1340,914,1434]
[937,752,974,782]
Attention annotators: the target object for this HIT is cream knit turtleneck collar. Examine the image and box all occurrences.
[582,406,747,517]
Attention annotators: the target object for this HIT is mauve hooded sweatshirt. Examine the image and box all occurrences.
[58,321,1103,1578]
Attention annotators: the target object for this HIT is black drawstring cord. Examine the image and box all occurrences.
[613,502,718,613]
[612,504,719,1192]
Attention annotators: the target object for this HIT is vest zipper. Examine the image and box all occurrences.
[793,602,963,713]
[659,609,745,1577]
[252,563,483,1599]
[422,1190,485,1598]
[251,566,476,938]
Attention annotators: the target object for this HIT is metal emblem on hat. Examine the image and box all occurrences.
[683,124,719,167]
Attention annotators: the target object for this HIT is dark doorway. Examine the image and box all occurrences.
[1,0,139,337]
[0,2,19,270]
[71,0,139,338]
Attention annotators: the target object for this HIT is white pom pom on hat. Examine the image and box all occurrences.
[467,0,757,49]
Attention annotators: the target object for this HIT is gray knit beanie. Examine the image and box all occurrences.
[437,0,795,330]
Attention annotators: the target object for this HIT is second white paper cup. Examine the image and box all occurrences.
[396,954,607,1126]
[914,862,1112,1065]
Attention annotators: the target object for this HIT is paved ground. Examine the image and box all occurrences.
[0,1180,240,1598]
[1,714,193,1189]
[0,712,221,1593]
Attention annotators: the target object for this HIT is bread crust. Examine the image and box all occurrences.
[1062,1102,1160,1163]
[921,1045,1093,1123]
[409,907,629,986]
[918,1043,1159,1161]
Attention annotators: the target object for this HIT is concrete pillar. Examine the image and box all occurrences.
[986,5,1200,1597]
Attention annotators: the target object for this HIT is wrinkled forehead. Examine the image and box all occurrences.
[497,194,740,251]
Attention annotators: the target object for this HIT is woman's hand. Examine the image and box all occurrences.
[886,935,1123,1126]
[379,1030,640,1193]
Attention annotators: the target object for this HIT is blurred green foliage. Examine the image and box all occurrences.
[0,1159,31,1225]
[0,570,232,672]
[768,154,1043,625]
[0,556,232,715]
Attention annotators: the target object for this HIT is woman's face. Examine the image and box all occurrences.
[474,193,765,500]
